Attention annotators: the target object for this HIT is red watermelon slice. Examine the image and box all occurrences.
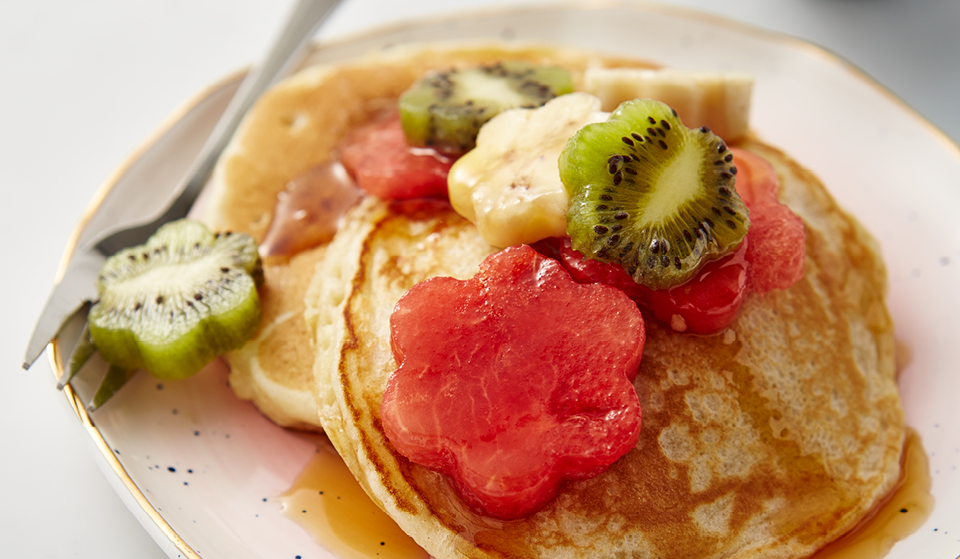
[732,147,806,293]
[339,111,453,200]
[381,245,645,519]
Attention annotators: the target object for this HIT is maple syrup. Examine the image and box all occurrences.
[895,339,913,380]
[260,160,363,259]
[809,428,932,559]
[279,439,429,559]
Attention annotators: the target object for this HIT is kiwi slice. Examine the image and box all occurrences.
[560,99,749,290]
[399,61,574,156]
[88,219,263,380]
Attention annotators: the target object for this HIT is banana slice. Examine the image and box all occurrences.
[448,92,605,248]
[583,68,753,141]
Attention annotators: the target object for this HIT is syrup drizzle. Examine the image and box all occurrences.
[282,431,931,559]
[809,428,932,559]
[259,160,363,260]
[279,438,429,559]
[894,339,913,380]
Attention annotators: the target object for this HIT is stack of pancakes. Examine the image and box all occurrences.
[201,43,904,558]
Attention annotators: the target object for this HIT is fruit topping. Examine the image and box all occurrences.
[731,147,806,292]
[561,98,750,290]
[381,245,644,519]
[260,160,363,260]
[88,219,263,380]
[339,111,454,200]
[448,92,606,247]
[555,236,749,334]
[398,61,574,157]
[583,68,754,141]
[552,148,804,333]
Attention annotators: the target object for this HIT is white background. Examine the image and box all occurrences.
[2,0,957,556]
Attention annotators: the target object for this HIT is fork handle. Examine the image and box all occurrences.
[95,0,343,256]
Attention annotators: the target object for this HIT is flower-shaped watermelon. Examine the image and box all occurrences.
[381,245,645,519]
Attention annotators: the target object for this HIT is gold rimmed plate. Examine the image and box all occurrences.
[42,2,960,558]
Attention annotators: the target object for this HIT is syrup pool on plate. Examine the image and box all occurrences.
[279,437,429,559]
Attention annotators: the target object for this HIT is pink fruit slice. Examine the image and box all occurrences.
[731,148,806,292]
[339,111,453,200]
[556,237,749,335]
[382,245,644,519]
[639,240,749,333]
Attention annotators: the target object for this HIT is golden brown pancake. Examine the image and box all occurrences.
[304,138,903,559]
[200,42,657,431]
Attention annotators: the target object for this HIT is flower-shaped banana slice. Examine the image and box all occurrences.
[448,92,606,248]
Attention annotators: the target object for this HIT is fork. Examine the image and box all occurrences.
[22,0,343,379]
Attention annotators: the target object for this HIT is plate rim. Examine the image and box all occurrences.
[46,1,960,557]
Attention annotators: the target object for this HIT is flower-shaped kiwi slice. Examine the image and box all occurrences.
[88,219,262,382]
[560,98,749,290]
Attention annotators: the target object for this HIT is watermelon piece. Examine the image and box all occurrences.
[641,240,749,334]
[381,245,644,520]
[339,111,454,200]
[731,147,806,292]
[556,237,749,335]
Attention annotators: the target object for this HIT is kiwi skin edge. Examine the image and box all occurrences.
[560,99,749,291]
[398,61,575,157]
[87,219,264,381]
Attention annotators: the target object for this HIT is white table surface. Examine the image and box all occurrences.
[2,0,957,556]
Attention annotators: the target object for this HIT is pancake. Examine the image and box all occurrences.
[304,137,903,558]
[223,245,326,430]
[199,42,657,431]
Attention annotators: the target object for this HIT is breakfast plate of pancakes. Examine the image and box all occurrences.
[43,3,960,558]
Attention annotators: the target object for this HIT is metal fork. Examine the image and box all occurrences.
[23,0,343,374]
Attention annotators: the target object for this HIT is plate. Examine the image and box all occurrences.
[43,2,960,558]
